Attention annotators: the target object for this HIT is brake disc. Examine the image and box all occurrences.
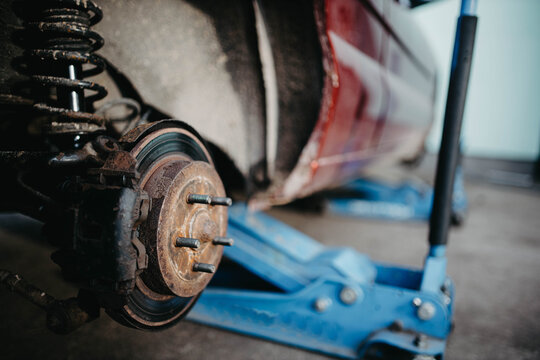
[107,121,230,330]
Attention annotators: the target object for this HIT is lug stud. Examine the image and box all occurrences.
[212,237,234,246]
[175,237,200,249]
[187,194,232,206]
[193,263,215,273]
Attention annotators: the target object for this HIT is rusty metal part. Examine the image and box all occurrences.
[48,140,103,167]
[187,193,232,206]
[92,135,120,154]
[0,96,106,129]
[193,263,216,274]
[46,297,97,334]
[0,269,99,334]
[119,120,212,159]
[127,125,213,165]
[213,236,234,246]
[133,191,151,225]
[113,277,199,329]
[176,237,201,249]
[104,121,228,329]
[44,120,105,135]
[0,94,33,107]
[69,184,151,295]
[131,192,151,269]
[119,121,157,144]
[9,0,107,135]
[90,150,137,178]
[0,269,55,310]
[140,160,227,297]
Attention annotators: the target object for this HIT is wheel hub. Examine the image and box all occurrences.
[142,159,227,297]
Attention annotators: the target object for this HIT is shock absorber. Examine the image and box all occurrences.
[12,0,108,139]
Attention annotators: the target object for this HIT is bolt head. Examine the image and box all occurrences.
[413,354,435,360]
[339,286,358,305]
[412,297,422,307]
[417,301,436,321]
[313,297,332,313]
[443,294,452,306]
[412,355,435,360]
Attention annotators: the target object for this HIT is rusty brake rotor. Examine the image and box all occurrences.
[107,121,232,329]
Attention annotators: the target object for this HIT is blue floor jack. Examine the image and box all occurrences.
[188,1,478,358]
[326,166,467,224]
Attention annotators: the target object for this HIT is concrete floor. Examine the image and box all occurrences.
[0,181,539,359]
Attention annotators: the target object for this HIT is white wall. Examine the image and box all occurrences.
[413,0,540,160]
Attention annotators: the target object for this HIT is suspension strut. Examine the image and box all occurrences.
[9,0,108,140]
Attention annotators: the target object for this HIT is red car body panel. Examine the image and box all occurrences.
[254,0,436,207]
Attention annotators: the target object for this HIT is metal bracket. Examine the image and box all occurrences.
[0,269,99,334]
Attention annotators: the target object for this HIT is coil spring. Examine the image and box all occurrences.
[14,0,108,133]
